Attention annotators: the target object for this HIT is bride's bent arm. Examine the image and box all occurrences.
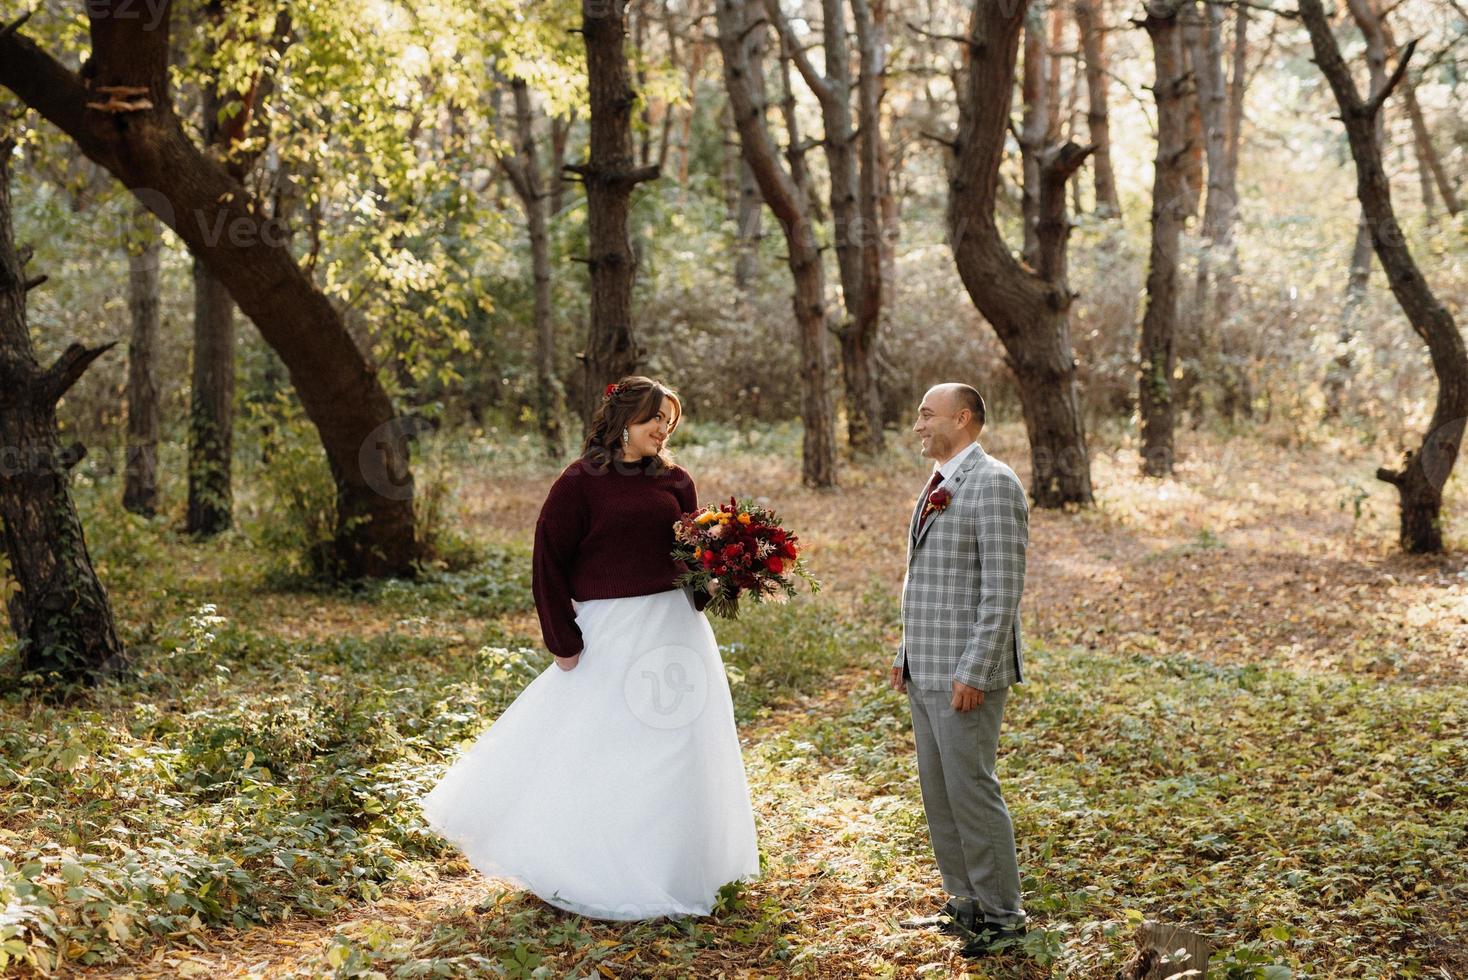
[533,470,587,668]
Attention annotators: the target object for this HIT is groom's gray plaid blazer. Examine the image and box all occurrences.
[893,444,1028,692]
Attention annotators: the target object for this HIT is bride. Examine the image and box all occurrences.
[421,376,761,920]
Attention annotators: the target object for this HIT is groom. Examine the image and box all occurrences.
[890,383,1029,958]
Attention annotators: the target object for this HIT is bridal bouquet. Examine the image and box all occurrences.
[672,497,820,619]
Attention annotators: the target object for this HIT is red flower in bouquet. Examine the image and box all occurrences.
[671,496,821,619]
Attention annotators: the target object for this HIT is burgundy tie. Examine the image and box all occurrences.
[917,470,944,531]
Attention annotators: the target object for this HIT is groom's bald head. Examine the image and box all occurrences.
[915,383,986,462]
[927,383,986,433]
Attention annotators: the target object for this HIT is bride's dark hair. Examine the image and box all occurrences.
[583,376,683,470]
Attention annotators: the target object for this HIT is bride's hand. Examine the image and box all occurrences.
[555,653,581,671]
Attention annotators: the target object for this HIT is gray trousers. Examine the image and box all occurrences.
[906,683,1024,927]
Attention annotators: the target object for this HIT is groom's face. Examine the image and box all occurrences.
[913,390,964,461]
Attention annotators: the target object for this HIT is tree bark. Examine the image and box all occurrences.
[499,78,568,460]
[849,0,887,455]
[1300,0,1468,554]
[0,142,127,683]
[733,15,768,293]
[572,0,659,425]
[1020,6,1049,266]
[185,2,237,538]
[0,5,419,578]
[1224,3,1247,179]
[187,258,234,534]
[1140,1,1189,477]
[123,204,161,517]
[1179,23,1204,220]
[947,0,1095,507]
[716,0,837,488]
[1074,0,1120,215]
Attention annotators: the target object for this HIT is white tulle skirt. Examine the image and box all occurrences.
[420,588,760,921]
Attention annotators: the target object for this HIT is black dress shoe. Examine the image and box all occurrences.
[961,921,1027,958]
[897,901,977,937]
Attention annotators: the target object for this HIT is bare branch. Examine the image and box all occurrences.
[903,19,974,47]
[40,341,119,404]
[1363,37,1417,117]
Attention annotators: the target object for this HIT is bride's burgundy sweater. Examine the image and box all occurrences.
[532,453,709,660]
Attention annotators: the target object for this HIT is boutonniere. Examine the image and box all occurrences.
[921,487,952,521]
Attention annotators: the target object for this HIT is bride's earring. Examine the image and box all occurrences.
[622,427,631,449]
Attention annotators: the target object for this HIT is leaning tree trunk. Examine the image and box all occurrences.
[1300,0,1468,553]
[123,204,161,517]
[0,5,418,578]
[716,0,838,488]
[0,142,127,683]
[571,0,659,425]
[1074,0,1120,216]
[1140,0,1189,477]
[946,0,1095,507]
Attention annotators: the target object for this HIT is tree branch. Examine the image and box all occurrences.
[763,0,834,104]
[1363,37,1417,117]
[0,10,32,42]
[41,341,119,404]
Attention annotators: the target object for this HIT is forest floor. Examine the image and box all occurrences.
[6,422,1465,978]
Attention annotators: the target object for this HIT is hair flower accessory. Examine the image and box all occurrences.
[604,382,621,400]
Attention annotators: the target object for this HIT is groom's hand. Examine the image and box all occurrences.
[555,654,581,672]
[888,665,906,693]
[951,679,985,712]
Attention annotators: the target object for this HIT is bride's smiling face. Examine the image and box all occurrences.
[624,396,678,459]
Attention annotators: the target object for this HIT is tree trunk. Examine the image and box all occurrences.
[734,17,767,293]
[185,8,236,537]
[1225,3,1247,179]
[849,0,887,454]
[572,0,659,424]
[1326,0,1390,419]
[1187,0,1245,420]
[123,204,161,517]
[1140,1,1189,478]
[1179,26,1204,220]
[1300,0,1468,554]
[0,6,419,578]
[187,258,234,534]
[765,0,886,455]
[499,78,567,460]
[947,0,1095,507]
[549,112,573,218]
[1074,0,1120,215]
[716,0,837,488]
[1020,6,1049,266]
[0,143,127,683]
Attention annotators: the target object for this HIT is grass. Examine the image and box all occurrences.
[0,422,1465,976]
